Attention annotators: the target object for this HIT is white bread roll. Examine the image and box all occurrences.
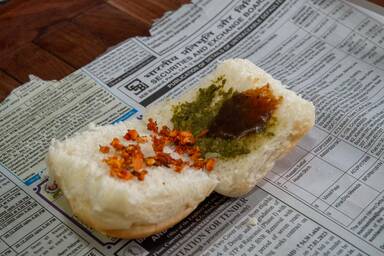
[48,58,314,239]
[147,58,315,197]
[47,119,217,239]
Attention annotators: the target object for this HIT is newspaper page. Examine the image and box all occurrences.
[1,0,384,255]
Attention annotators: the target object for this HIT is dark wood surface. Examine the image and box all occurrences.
[0,0,383,101]
[0,0,189,101]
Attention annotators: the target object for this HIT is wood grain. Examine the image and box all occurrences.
[0,0,103,52]
[0,0,104,30]
[73,3,150,46]
[0,70,20,102]
[0,0,191,100]
[0,29,39,58]
[108,0,170,25]
[35,21,108,68]
[0,43,74,83]
[146,0,191,10]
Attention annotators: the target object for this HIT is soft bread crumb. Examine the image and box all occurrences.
[48,119,217,233]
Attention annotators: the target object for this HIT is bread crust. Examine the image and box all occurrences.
[104,206,195,239]
[213,118,314,198]
[77,204,196,239]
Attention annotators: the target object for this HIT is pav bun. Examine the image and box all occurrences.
[47,119,217,239]
[48,59,314,238]
[147,59,315,197]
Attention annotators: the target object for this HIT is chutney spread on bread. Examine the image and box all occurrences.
[100,76,281,180]
[172,76,282,158]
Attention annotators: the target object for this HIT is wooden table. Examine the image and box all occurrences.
[0,0,189,101]
[0,0,382,101]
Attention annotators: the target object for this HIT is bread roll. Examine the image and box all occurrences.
[47,119,217,239]
[146,58,315,197]
[48,58,314,239]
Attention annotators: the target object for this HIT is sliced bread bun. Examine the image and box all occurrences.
[47,119,217,239]
[48,58,314,239]
[146,59,315,197]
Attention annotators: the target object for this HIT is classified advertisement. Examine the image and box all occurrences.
[1,0,384,255]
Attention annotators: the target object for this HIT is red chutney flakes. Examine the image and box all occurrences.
[99,119,216,181]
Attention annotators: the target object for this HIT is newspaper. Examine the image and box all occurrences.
[1,0,384,255]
